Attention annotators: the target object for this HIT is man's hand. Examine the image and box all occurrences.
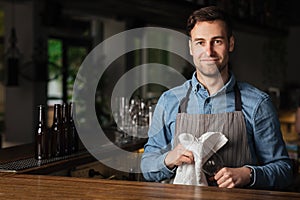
[164,144,194,169]
[214,167,251,188]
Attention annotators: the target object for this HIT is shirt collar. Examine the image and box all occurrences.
[191,71,237,95]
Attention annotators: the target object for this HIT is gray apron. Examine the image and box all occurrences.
[174,83,253,168]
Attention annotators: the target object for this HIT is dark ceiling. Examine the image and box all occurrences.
[287,0,300,26]
[11,0,300,33]
[58,0,198,30]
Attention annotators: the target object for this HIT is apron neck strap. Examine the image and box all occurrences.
[178,82,193,113]
[234,83,242,111]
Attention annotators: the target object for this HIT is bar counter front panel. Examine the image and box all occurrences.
[1,173,300,200]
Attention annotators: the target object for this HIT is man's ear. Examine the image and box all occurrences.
[189,39,193,56]
[229,36,235,52]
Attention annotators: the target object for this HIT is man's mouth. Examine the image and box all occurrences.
[200,57,219,62]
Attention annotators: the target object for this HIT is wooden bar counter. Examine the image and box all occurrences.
[0,172,300,200]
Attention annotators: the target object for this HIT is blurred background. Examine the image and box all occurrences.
[0,0,300,151]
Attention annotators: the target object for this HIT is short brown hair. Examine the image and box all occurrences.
[186,6,233,38]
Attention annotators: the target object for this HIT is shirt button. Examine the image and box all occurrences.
[204,99,212,113]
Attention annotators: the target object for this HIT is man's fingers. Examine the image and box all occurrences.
[182,150,194,159]
[180,155,194,164]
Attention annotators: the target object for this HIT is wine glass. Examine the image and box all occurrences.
[202,152,223,185]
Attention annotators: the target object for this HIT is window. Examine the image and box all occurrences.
[47,38,90,105]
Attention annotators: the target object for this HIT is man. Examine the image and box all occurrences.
[141,6,293,190]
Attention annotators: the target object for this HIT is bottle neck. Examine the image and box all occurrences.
[38,105,46,124]
[62,103,69,122]
[53,104,61,123]
[69,103,74,122]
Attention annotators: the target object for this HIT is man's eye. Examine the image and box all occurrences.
[195,41,204,46]
[214,40,223,45]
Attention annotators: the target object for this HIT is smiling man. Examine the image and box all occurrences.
[141,6,293,190]
[189,18,234,95]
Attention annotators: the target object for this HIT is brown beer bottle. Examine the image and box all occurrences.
[51,104,63,157]
[62,103,69,155]
[35,105,47,160]
[69,102,79,153]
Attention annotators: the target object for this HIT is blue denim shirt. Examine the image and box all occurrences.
[141,72,293,190]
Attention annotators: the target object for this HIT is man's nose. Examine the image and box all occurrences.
[204,44,214,56]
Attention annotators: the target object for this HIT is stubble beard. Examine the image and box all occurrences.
[196,62,227,78]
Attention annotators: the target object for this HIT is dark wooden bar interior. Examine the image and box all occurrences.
[1,0,300,199]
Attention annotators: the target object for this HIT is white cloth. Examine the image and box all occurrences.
[173,132,228,186]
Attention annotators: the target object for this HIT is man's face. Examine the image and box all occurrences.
[189,20,234,78]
